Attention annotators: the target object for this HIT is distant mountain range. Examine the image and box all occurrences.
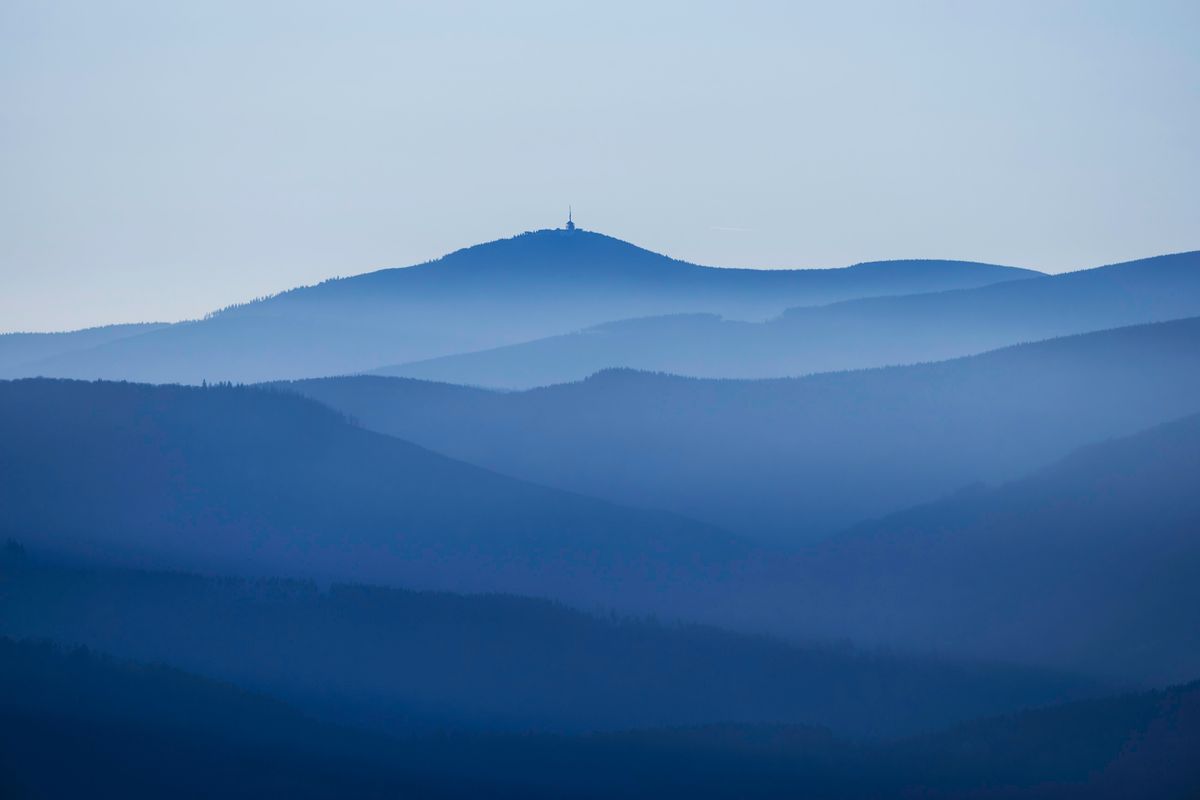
[0,322,168,372]
[282,316,1200,543]
[3,357,1197,688]
[6,222,1200,799]
[375,250,1200,388]
[1,229,1036,383]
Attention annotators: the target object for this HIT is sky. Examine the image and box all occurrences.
[2,1,1198,332]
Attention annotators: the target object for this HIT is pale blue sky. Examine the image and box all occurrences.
[2,0,1198,331]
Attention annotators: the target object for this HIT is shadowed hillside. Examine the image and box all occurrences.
[2,636,1196,799]
[0,378,747,610]
[778,411,1200,686]
[2,229,1036,384]
[0,550,1094,739]
[377,250,1200,388]
[3,376,1196,689]
[284,316,1200,543]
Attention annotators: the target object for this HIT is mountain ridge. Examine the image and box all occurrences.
[1,552,1095,739]
[785,410,1200,685]
[375,249,1200,388]
[8,635,1195,799]
[0,322,170,372]
[0,377,748,610]
[2,228,1039,384]
[285,315,1200,543]
[264,229,1038,288]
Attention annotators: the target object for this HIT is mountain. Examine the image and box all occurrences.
[281,316,1200,543]
[0,322,167,372]
[0,549,1094,739]
[4,635,1197,799]
[266,359,1200,686]
[375,249,1200,388]
[1,228,1037,384]
[0,378,747,610]
[783,411,1200,685]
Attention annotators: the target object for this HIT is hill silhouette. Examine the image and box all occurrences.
[283,316,1200,543]
[0,322,167,373]
[2,229,1036,383]
[0,378,747,610]
[375,250,1200,388]
[0,549,1093,739]
[3,635,1196,798]
[782,411,1200,686]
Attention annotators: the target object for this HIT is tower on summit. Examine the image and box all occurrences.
[565,206,576,232]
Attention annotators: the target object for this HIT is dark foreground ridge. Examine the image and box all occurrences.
[2,636,1196,799]
[0,549,1095,740]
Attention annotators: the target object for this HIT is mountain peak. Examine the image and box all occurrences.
[417,227,689,278]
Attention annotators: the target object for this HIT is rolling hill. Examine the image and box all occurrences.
[0,322,168,373]
[283,316,1200,543]
[3,636,1196,799]
[783,411,1200,686]
[2,228,1036,384]
[375,249,1200,388]
[0,378,746,610]
[0,550,1094,740]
